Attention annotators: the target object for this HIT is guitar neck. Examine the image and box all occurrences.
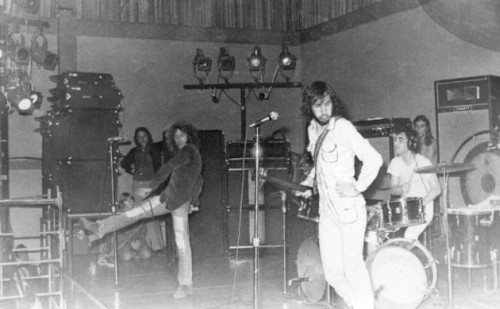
[264,176,312,192]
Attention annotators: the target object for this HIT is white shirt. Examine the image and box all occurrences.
[304,118,383,210]
[387,153,433,198]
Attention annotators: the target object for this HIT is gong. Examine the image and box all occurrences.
[461,141,500,205]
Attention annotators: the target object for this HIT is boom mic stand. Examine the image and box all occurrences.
[252,124,262,309]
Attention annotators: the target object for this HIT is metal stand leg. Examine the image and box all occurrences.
[492,250,498,293]
[441,172,454,309]
[281,191,288,294]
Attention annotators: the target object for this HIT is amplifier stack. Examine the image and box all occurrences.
[36,71,123,213]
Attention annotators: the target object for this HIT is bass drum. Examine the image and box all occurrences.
[296,238,326,303]
[460,141,500,206]
[366,238,437,309]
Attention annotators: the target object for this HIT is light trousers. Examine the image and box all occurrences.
[97,196,192,285]
[319,200,374,309]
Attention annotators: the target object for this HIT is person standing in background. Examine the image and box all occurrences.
[413,115,438,165]
[120,127,165,252]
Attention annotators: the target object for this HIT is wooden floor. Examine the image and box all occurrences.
[64,244,500,309]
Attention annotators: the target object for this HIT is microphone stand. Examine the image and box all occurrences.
[253,125,262,309]
[107,139,120,285]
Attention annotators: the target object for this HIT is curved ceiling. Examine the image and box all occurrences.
[420,0,500,52]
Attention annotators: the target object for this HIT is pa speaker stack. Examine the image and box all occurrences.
[36,71,123,213]
[435,75,500,208]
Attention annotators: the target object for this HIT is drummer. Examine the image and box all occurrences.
[387,127,441,240]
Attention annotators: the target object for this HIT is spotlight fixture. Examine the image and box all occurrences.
[13,0,40,14]
[217,47,235,82]
[8,33,30,65]
[247,46,266,82]
[192,48,212,84]
[8,88,43,115]
[17,91,43,115]
[278,45,296,82]
[31,30,59,71]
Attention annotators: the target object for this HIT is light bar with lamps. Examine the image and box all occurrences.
[278,45,297,82]
[247,46,266,82]
[192,48,212,84]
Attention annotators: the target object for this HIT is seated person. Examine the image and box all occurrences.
[387,127,441,240]
[115,193,152,261]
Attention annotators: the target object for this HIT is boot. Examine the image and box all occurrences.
[79,218,101,242]
[173,284,193,299]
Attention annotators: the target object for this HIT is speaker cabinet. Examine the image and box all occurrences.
[435,75,500,208]
[226,162,290,253]
[50,160,113,213]
[359,136,393,202]
[190,130,226,259]
[226,208,284,250]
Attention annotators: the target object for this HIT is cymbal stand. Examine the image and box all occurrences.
[441,169,453,308]
[253,125,262,309]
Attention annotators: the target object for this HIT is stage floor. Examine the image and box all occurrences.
[66,245,500,309]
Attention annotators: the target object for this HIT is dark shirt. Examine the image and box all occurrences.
[150,144,203,211]
[121,145,166,179]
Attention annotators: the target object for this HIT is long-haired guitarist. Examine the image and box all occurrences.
[297,81,383,309]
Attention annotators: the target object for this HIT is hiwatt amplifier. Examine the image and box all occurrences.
[353,118,412,138]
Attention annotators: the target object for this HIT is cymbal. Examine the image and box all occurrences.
[415,162,475,174]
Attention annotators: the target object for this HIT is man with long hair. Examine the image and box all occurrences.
[80,121,203,299]
[120,127,165,252]
[297,81,382,309]
[413,115,438,165]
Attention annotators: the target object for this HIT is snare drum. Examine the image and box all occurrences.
[297,195,319,223]
[448,208,495,268]
[379,197,425,228]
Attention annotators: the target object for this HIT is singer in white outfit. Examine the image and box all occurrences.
[297,81,382,309]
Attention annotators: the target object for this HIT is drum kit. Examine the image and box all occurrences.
[293,161,488,309]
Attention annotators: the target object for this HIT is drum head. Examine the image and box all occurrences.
[461,142,500,205]
[296,239,326,303]
[366,238,436,309]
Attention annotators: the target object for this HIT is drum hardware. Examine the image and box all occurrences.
[415,162,476,309]
[415,162,458,308]
[297,195,319,223]
[295,238,328,304]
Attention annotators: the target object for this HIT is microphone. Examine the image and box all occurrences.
[249,111,279,127]
[107,135,128,142]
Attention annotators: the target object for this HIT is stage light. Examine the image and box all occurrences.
[13,0,40,14]
[192,48,212,84]
[247,46,266,81]
[31,30,58,70]
[278,45,296,82]
[8,88,43,115]
[217,47,235,82]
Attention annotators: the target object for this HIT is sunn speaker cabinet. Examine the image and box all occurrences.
[435,75,500,208]
[225,160,290,253]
